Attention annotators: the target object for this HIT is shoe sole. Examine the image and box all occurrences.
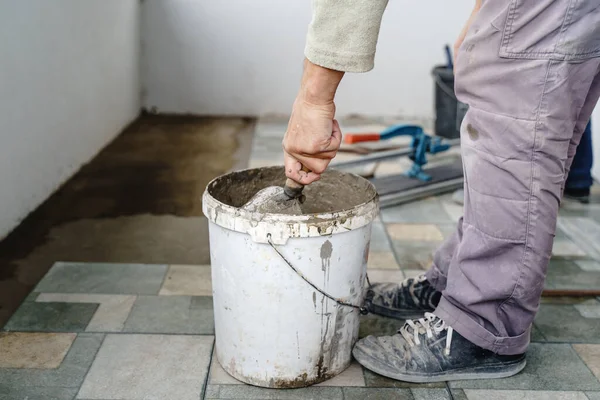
[353,345,526,383]
[366,302,433,320]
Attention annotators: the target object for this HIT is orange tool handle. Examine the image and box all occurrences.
[344,133,381,144]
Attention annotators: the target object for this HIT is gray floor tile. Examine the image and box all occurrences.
[249,154,283,166]
[437,224,458,240]
[318,362,366,387]
[253,123,288,138]
[208,357,240,385]
[545,260,600,290]
[362,368,445,389]
[391,242,439,270]
[250,144,283,155]
[359,314,403,340]
[576,260,600,271]
[250,141,285,154]
[440,197,464,223]
[386,224,444,242]
[370,222,392,252]
[190,295,214,309]
[4,302,98,332]
[451,389,468,400]
[77,334,213,400]
[586,392,600,400]
[557,217,600,260]
[462,390,588,400]
[573,344,600,382]
[574,299,600,318]
[123,296,214,334]
[554,226,571,239]
[342,387,413,400]
[411,388,451,399]
[159,264,212,296]
[35,262,167,295]
[205,385,221,398]
[206,385,343,399]
[535,304,600,343]
[0,386,78,400]
[552,238,587,258]
[449,343,600,391]
[368,251,400,270]
[367,269,405,286]
[558,204,600,221]
[248,158,276,169]
[381,198,452,224]
[0,333,103,388]
[35,294,136,333]
[530,324,546,342]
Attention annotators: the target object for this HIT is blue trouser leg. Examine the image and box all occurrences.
[565,122,593,191]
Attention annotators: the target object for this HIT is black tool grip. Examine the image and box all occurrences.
[283,179,305,199]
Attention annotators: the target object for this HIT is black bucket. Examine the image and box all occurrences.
[432,66,468,139]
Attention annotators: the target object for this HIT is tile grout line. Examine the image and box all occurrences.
[377,211,406,276]
[570,342,600,386]
[74,332,107,399]
[156,265,171,296]
[532,322,549,343]
[445,382,455,400]
[1,328,578,343]
[201,339,216,400]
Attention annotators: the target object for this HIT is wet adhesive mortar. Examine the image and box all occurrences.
[203,166,379,388]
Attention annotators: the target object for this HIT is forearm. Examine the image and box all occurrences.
[305,0,389,73]
[299,59,344,105]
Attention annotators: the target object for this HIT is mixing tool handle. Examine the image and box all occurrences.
[284,165,310,198]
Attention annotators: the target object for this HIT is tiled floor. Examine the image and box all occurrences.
[1,117,600,399]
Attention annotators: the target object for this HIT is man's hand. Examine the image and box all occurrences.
[283,60,344,185]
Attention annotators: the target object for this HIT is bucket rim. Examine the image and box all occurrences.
[202,167,379,244]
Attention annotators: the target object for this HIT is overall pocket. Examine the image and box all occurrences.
[495,0,600,61]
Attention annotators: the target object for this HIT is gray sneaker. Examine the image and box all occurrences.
[364,275,442,320]
[353,313,526,383]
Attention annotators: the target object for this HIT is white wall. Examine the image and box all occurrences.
[142,0,473,118]
[0,0,141,239]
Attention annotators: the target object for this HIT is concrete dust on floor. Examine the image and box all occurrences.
[0,114,255,326]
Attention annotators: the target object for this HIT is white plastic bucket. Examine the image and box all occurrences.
[202,167,378,388]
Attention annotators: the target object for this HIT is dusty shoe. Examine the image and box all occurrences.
[364,275,441,320]
[353,313,526,383]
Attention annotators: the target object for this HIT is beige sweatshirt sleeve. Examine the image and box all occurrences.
[304,0,389,73]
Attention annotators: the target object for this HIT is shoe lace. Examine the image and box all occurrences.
[400,274,426,288]
[401,274,428,306]
[399,312,454,356]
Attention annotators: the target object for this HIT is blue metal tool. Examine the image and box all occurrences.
[343,124,456,181]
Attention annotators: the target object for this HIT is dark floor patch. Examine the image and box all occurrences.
[0,114,255,326]
[4,302,99,333]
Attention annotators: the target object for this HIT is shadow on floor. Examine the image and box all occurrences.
[0,114,255,325]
